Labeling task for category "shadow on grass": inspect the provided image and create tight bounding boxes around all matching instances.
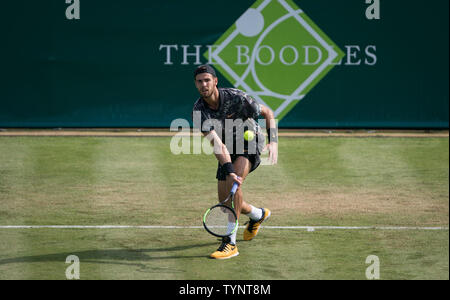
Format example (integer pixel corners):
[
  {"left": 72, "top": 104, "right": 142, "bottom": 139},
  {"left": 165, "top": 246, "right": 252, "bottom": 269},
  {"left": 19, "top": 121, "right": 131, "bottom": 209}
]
[{"left": 0, "top": 242, "right": 219, "bottom": 268}]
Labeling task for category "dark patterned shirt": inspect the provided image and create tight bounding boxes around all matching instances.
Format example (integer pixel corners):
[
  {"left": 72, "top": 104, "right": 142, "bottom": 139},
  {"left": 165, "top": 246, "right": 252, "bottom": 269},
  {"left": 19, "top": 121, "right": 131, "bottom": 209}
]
[{"left": 192, "top": 88, "right": 262, "bottom": 143}]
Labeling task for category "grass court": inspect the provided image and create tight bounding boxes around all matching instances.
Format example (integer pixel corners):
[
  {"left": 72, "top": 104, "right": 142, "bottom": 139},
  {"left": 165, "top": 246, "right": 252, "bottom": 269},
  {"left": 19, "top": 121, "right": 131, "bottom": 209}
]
[{"left": 0, "top": 134, "right": 448, "bottom": 279}]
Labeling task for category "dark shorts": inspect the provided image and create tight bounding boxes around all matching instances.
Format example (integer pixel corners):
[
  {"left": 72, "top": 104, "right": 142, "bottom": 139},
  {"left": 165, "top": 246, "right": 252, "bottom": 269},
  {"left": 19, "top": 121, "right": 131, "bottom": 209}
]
[
  {"left": 216, "top": 152, "right": 261, "bottom": 181},
  {"left": 215, "top": 130, "right": 264, "bottom": 181}
]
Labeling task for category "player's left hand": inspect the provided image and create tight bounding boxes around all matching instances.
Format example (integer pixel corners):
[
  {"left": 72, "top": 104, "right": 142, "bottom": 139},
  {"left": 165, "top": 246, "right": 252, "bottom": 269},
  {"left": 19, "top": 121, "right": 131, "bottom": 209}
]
[{"left": 263, "top": 142, "right": 278, "bottom": 165}]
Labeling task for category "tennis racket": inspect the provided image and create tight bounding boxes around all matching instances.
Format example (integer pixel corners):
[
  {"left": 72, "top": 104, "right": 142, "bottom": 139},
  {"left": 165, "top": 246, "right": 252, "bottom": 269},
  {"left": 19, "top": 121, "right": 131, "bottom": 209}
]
[{"left": 202, "top": 181, "right": 240, "bottom": 238}]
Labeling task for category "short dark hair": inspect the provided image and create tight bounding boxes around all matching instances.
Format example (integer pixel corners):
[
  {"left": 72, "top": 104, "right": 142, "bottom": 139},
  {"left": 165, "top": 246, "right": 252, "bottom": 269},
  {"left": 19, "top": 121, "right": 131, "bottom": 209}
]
[{"left": 194, "top": 64, "right": 217, "bottom": 78}]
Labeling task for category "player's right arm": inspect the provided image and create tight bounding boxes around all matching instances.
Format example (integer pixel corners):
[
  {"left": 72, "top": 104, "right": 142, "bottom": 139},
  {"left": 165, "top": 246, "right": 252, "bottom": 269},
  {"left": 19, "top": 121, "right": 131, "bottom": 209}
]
[{"left": 204, "top": 130, "right": 243, "bottom": 185}]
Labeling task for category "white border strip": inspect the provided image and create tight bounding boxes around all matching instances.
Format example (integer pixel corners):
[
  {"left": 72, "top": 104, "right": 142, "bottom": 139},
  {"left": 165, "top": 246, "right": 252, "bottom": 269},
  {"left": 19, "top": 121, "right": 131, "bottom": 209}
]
[{"left": 0, "top": 225, "right": 448, "bottom": 231}]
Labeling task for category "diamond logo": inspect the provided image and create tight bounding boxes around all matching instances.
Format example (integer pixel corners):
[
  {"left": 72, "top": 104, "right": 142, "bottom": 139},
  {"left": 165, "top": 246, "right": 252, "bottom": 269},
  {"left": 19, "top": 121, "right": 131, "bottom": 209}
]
[{"left": 205, "top": 0, "right": 345, "bottom": 121}]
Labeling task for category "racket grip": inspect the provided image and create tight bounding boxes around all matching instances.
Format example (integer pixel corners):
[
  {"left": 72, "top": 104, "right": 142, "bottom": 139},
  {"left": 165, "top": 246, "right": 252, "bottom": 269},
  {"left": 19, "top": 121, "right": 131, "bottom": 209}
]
[{"left": 231, "top": 180, "right": 240, "bottom": 194}]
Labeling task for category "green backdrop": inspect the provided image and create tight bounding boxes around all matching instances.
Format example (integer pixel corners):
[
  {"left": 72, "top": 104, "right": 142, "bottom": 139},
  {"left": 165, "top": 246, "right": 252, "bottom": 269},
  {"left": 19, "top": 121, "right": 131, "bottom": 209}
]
[{"left": 0, "top": 0, "right": 448, "bottom": 128}]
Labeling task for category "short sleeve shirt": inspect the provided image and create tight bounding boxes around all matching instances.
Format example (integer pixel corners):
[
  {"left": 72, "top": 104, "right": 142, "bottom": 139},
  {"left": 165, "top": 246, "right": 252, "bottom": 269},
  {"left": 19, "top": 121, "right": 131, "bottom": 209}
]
[{"left": 192, "top": 88, "right": 262, "bottom": 142}]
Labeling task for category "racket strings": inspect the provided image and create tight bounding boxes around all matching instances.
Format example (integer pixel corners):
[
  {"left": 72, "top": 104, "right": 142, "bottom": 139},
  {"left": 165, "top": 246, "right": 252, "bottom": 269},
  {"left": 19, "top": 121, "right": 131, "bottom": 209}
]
[{"left": 204, "top": 206, "right": 236, "bottom": 236}]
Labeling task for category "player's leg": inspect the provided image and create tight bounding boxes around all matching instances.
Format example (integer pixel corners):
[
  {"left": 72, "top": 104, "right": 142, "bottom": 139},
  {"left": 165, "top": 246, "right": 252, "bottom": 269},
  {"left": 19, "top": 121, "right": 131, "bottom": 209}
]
[
  {"left": 216, "top": 158, "right": 251, "bottom": 247},
  {"left": 217, "top": 156, "right": 252, "bottom": 217},
  {"left": 226, "top": 156, "right": 252, "bottom": 219},
  {"left": 210, "top": 156, "right": 269, "bottom": 259},
  {"left": 236, "top": 156, "right": 271, "bottom": 242},
  {"left": 210, "top": 157, "right": 251, "bottom": 259},
  {"left": 210, "top": 164, "right": 240, "bottom": 259},
  {"left": 228, "top": 156, "right": 270, "bottom": 241}
]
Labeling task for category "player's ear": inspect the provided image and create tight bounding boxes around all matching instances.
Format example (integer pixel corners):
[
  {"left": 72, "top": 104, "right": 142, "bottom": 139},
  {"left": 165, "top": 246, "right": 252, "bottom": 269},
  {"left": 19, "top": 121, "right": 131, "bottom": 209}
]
[{"left": 214, "top": 76, "right": 218, "bottom": 86}]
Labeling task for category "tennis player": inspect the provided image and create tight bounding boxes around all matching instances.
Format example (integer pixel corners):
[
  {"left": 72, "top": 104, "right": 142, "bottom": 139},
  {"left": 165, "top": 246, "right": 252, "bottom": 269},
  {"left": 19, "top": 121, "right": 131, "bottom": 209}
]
[{"left": 192, "top": 65, "right": 278, "bottom": 259}]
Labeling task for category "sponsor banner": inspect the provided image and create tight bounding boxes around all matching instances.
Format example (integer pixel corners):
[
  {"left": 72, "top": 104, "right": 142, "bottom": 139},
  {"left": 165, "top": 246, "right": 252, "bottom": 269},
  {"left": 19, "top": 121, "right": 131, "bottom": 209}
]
[{"left": 0, "top": 0, "right": 448, "bottom": 128}]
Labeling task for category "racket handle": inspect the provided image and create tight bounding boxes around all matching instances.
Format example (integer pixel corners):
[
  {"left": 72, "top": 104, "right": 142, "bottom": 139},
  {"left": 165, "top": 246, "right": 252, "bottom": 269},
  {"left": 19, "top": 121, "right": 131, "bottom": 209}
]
[{"left": 231, "top": 180, "right": 240, "bottom": 194}]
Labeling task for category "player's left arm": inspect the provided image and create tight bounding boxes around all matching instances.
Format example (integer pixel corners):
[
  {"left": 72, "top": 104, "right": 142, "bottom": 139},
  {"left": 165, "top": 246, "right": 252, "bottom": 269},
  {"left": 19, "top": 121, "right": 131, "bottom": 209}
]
[{"left": 260, "top": 104, "right": 278, "bottom": 165}]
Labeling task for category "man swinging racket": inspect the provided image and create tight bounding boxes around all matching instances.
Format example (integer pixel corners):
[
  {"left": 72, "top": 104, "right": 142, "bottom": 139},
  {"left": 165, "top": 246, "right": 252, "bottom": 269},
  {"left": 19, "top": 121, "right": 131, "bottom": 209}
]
[{"left": 192, "top": 65, "right": 278, "bottom": 259}]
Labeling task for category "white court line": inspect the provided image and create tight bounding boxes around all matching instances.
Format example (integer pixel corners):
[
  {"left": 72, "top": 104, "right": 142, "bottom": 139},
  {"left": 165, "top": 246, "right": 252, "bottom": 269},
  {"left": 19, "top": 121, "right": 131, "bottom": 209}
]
[{"left": 0, "top": 225, "right": 448, "bottom": 231}]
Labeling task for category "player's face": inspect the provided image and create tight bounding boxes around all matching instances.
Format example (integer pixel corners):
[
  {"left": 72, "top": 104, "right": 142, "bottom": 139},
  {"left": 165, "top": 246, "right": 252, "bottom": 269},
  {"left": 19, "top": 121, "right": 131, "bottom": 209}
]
[{"left": 195, "top": 73, "right": 218, "bottom": 98}]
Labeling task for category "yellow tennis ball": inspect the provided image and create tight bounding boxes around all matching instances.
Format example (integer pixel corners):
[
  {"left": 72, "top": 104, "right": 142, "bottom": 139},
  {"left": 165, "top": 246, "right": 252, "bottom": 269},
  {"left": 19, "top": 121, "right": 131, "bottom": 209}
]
[{"left": 244, "top": 130, "right": 255, "bottom": 141}]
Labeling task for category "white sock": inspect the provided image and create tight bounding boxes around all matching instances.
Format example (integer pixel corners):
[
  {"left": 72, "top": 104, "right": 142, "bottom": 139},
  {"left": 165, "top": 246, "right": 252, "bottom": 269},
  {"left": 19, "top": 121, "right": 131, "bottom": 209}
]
[
  {"left": 246, "top": 205, "right": 263, "bottom": 221},
  {"left": 229, "top": 221, "right": 237, "bottom": 245}
]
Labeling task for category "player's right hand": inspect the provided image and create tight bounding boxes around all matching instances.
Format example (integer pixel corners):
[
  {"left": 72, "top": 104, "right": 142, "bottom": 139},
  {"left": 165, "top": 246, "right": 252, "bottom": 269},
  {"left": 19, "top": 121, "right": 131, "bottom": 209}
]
[{"left": 228, "top": 173, "right": 243, "bottom": 186}]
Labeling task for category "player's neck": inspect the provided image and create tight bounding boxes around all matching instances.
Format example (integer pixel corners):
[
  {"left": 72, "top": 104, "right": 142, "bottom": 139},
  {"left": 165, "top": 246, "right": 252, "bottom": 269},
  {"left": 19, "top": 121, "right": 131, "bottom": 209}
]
[{"left": 203, "top": 88, "right": 220, "bottom": 110}]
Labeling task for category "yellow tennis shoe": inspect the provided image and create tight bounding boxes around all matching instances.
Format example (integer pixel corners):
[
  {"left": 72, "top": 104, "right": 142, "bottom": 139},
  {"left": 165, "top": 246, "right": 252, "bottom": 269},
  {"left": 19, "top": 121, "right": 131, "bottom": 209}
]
[
  {"left": 210, "top": 237, "right": 239, "bottom": 260},
  {"left": 243, "top": 208, "right": 271, "bottom": 241}
]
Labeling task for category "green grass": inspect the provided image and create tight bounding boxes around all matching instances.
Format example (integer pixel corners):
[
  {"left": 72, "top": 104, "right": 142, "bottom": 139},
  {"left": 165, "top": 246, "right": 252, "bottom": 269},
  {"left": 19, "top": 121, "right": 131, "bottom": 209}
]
[{"left": 0, "top": 136, "right": 448, "bottom": 279}]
